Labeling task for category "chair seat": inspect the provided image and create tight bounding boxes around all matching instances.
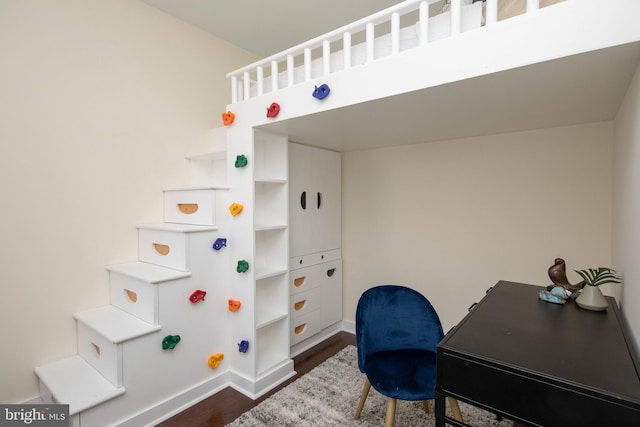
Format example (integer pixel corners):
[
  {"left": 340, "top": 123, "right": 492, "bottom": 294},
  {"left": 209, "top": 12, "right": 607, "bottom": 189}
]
[{"left": 364, "top": 349, "right": 437, "bottom": 401}]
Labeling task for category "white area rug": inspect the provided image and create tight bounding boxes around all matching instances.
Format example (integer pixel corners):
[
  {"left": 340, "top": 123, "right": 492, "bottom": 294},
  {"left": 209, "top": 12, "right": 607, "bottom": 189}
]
[{"left": 227, "top": 345, "right": 514, "bottom": 426}]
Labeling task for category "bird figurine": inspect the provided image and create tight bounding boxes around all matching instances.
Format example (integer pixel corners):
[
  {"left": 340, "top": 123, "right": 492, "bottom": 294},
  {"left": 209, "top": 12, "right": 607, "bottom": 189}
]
[{"left": 546, "top": 258, "right": 585, "bottom": 293}]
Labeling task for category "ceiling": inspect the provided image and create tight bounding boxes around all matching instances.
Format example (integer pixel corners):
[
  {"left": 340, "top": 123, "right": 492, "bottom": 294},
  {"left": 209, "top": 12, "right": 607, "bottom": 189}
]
[{"left": 141, "top": 0, "right": 444, "bottom": 57}]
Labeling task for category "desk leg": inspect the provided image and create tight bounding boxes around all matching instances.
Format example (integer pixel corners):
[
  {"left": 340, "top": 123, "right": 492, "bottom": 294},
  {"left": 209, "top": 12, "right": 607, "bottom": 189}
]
[{"left": 435, "top": 390, "right": 446, "bottom": 427}]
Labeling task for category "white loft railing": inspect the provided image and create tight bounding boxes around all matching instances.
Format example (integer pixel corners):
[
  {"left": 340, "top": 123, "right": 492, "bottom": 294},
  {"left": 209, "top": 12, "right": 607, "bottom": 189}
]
[{"left": 226, "top": 0, "right": 548, "bottom": 104}]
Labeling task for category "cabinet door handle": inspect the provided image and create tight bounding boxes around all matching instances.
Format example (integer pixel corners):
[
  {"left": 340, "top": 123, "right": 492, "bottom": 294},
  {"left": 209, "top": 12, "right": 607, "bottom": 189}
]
[
  {"left": 317, "top": 192, "right": 322, "bottom": 209},
  {"left": 300, "top": 191, "right": 306, "bottom": 210},
  {"left": 327, "top": 268, "right": 335, "bottom": 277}
]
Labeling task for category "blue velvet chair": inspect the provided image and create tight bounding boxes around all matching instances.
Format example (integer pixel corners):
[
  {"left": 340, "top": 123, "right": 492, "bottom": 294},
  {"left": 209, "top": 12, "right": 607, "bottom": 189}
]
[{"left": 354, "top": 285, "right": 463, "bottom": 427}]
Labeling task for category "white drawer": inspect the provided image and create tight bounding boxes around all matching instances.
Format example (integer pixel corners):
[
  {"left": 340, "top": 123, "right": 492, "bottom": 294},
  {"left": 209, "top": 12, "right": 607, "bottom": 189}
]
[
  {"left": 290, "top": 287, "right": 321, "bottom": 320},
  {"left": 290, "top": 259, "right": 342, "bottom": 295},
  {"left": 163, "top": 188, "right": 216, "bottom": 226},
  {"left": 109, "top": 271, "right": 159, "bottom": 325},
  {"left": 290, "top": 249, "right": 341, "bottom": 270},
  {"left": 138, "top": 228, "right": 188, "bottom": 271},
  {"left": 77, "top": 322, "right": 123, "bottom": 387},
  {"left": 290, "top": 309, "right": 321, "bottom": 345},
  {"left": 289, "top": 266, "right": 319, "bottom": 295}
]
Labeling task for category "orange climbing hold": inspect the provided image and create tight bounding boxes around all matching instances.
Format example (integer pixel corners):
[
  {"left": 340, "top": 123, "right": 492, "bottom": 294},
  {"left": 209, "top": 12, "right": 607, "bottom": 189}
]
[
  {"left": 208, "top": 353, "right": 224, "bottom": 369},
  {"left": 222, "top": 111, "right": 235, "bottom": 126},
  {"left": 228, "top": 299, "right": 241, "bottom": 312}
]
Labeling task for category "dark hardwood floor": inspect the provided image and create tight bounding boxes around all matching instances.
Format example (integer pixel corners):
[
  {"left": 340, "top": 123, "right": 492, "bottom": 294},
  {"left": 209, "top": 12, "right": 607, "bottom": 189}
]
[{"left": 156, "top": 332, "right": 356, "bottom": 427}]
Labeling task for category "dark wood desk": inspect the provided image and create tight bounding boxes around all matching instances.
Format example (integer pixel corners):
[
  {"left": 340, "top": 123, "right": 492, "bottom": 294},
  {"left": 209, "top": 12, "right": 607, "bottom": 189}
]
[{"left": 435, "top": 281, "right": 640, "bottom": 427}]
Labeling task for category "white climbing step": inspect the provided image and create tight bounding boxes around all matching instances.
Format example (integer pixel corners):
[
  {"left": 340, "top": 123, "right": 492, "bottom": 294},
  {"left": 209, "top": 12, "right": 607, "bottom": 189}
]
[
  {"left": 186, "top": 127, "right": 228, "bottom": 187},
  {"left": 163, "top": 186, "right": 226, "bottom": 226},
  {"left": 106, "top": 260, "right": 192, "bottom": 283},
  {"left": 136, "top": 223, "right": 218, "bottom": 271},
  {"left": 107, "top": 261, "right": 192, "bottom": 325},
  {"left": 35, "top": 355, "right": 125, "bottom": 415},
  {"left": 74, "top": 306, "right": 161, "bottom": 387},
  {"left": 74, "top": 305, "right": 160, "bottom": 346}
]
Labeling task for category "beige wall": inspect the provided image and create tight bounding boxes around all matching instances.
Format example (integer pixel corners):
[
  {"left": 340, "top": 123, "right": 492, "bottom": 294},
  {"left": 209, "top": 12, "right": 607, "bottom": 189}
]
[
  {"left": 343, "top": 122, "right": 614, "bottom": 330},
  {"left": 0, "top": 0, "right": 257, "bottom": 403},
  {"left": 613, "top": 63, "right": 640, "bottom": 349}
]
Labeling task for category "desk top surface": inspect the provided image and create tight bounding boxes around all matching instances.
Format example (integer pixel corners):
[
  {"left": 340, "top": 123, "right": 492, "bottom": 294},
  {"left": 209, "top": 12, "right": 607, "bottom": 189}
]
[{"left": 439, "top": 280, "right": 640, "bottom": 402}]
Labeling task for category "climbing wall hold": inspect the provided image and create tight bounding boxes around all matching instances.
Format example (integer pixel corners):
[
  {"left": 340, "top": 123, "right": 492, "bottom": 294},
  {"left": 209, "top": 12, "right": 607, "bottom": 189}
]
[
  {"left": 162, "top": 335, "right": 181, "bottom": 350},
  {"left": 238, "top": 340, "right": 249, "bottom": 353},
  {"left": 234, "top": 154, "right": 248, "bottom": 168},
  {"left": 208, "top": 353, "right": 225, "bottom": 369},
  {"left": 212, "top": 238, "right": 227, "bottom": 251},
  {"left": 312, "top": 84, "right": 331, "bottom": 100},
  {"left": 266, "top": 102, "right": 280, "bottom": 118},
  {"left": 189, "top": 289, "right": 207, "bottom": 303},
  {"left": 222, "top": 111, "right": 235, "bottom": 126},
  {"left": 236, "top": 260, "right": 249, "bottom": 273},
  {"left": 229, "top": 202, "right": 243, "bottom": 217},
  {"left": 228, "top": 299, "right": 241, "bottom": 312}
]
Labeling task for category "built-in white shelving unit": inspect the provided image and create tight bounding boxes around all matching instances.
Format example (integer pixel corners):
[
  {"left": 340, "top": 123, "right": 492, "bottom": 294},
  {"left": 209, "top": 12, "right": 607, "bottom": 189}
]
[{"left": 252, "top": 130, "right": 292, "bottom": 380}]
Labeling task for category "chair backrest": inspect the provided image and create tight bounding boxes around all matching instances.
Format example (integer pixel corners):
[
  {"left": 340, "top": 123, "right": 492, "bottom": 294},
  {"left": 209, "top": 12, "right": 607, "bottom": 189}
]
[{"left": 355, "top": 285, "right": 444, "bottom": 372}]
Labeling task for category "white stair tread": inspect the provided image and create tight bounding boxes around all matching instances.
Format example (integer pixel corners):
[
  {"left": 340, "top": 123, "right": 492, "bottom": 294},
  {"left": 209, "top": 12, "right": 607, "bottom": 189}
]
[
  {"left": 73, "top": 306, "right": 160, "bottom": 344},
  {"left": 35, "top": 355, "right": 125, "bottom": 415},
  {"left": 107, "top": 261, "right": 191, "bottom": 283},
  {"left": 185, "top": 150, "right": 226, "bottom": 161},
  {"left": 136, "top": 222, "right": 218, "bottom": 233},
  {"left": 163, "top": 185, "right": 229, "bottom": 191}
]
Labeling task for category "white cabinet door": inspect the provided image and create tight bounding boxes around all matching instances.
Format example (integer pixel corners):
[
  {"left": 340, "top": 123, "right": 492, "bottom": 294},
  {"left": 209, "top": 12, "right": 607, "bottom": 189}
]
[
  {"left": 289, "top": 142, "right": 341, "bottom": 257},
  {"left": 289, "top": 142, "right": 314, "bottom": 257},
  {"left": 312, "top": 147, "right": 341, "bottom": 253},
  {"left": 320, "top": 260, "right": 342, "bottom": 328}
]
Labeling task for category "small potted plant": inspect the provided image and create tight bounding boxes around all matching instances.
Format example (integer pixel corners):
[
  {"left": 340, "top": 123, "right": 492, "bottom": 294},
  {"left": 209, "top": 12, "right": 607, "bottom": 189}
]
[{"left": 574, "top": 267, "right": 622, "bottom": 311}]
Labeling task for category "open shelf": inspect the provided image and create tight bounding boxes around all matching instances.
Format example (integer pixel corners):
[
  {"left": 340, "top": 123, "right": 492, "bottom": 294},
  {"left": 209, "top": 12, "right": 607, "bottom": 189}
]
[
  {"left": 255, "top": 319, "right": 290, "bottom": 376},
  {"left": 255, "top": 181, "right": 287, "bottom": 228},
  {"left": 254, "top": 131, "right": 287, "bottom": 182},
  {"left": 255, "top": 228, "right": 288, "bottom": 275}
]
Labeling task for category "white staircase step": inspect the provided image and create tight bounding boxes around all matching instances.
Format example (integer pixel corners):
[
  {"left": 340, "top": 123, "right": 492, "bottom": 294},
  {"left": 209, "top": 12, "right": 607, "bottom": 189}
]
[
  {"left": 137, "top": 223, "right": 217, "bottom": 271},
  {"left": 163, "top": 187, "right": 223, "bottom": 226},
  {"left": 74, "top": 306, "right": 161, "bottom": 387},
  {"left": 186, "top": 127, "right": 228, "bottom": 187},
  {"left": 185, "top": 126, "right": 226, "bottom": 160},
  {"left": 73, "top": 306, "right": 160, "bottom": 344},
  {"left": 106, "top": 261, "right": 191, "bottom": 284},
  {"left": 107, "top": 261, "right": 190, "bottom": 325},
  {"left": 35, "top": 355, "right": 125, "bottom": 415},
  {"left": 163, "top": 185, "right": 229, "bottom": 191},
  {"left": 136, "top": 222, "right": 218, "bottom": 233}
]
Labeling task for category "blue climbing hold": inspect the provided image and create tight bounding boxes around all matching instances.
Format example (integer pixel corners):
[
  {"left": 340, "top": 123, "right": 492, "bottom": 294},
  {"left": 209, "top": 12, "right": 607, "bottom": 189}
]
[
  {"left": 213, "top": 238, "right": 227, "bottom": 251},
  {"left": 238, "top": 340, "right": 249, "bottom": 353},
  {"left": 312, "top": 84, "right": 331, "bottom": 100}
]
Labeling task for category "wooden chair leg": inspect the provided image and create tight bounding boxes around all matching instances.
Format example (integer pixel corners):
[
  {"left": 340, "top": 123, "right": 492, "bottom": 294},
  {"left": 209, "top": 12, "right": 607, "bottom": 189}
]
[
  {"left": 448, "top": 397, "right": 463, "bottom": 422},
  {"left": 385, "top": 398, "right": 397, "bottom": 427},
  {"left": 354, "top": 377, "right": 371, "bottom": 420},
  {"left": 423, "top": 400, "right": 430, "bottom": 413}
]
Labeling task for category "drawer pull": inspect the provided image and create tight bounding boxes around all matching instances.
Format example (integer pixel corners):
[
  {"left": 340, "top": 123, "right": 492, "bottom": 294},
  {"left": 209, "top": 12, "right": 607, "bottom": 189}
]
[
  {"left": 124, "top": 289, "right": 138, "bottom": 303},
  {"left": 294, "top": 324, "right": 307, "bottom": 335},
  {"left": 294, "top": 300, "right": 306, "bottom": 311},
  {"left": 294, "top": 277, "right": 306, "bottom": 287},
  {"left": 153, "top": 243, "right": 170, "bottom": 256},
  {"left": 327, "top": 268, "right": 336, "bottom": 277},
  {"left": 177, "top": 203, "right": 199, "bottom": 214},
  {"left": 91, "top": 342, "right": 101, "bottom": 357}
]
